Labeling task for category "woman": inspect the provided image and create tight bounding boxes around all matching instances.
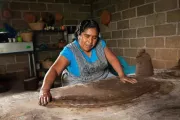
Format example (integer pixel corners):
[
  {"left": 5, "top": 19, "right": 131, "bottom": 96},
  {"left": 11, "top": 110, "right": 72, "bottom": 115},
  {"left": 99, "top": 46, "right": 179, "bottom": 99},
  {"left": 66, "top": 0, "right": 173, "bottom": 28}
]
[{"left": 39, "top": 19, "right": 137, "bottom": 106}]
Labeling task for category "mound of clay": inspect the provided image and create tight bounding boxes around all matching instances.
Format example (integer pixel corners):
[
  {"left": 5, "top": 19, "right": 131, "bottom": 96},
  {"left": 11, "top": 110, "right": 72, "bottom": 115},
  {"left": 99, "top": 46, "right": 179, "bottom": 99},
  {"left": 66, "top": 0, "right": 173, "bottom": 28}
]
[
  {"left": 48, "top": 77, "right": 162, "bottom": 108},
  {"left": 0, "top": 75, "right": 175, "bottom": 120},
  {"left": 136, "top": 49, "right": 154, "bottom": 76}
]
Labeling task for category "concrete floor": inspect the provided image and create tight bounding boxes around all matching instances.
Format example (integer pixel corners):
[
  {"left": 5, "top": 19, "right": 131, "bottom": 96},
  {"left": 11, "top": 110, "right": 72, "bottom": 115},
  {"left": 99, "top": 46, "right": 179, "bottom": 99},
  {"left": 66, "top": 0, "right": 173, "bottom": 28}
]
[{"left": 0, "top": 70, "right": 180, "bottom": 120}]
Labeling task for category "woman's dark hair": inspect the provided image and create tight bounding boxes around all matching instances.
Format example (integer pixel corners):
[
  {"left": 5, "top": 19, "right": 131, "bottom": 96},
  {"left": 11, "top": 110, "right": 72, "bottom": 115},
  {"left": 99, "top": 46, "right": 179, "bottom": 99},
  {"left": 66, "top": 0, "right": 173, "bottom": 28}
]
[{"left": 74, "top": 19, "right": 100, "bottom": 38}]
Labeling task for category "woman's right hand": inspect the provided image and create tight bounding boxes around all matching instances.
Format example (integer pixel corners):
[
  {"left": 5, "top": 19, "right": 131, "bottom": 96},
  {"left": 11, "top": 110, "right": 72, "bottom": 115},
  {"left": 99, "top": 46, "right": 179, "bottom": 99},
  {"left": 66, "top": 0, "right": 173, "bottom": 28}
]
[{"left": 39, "top": 89, "right": 52, "bottom": 106}]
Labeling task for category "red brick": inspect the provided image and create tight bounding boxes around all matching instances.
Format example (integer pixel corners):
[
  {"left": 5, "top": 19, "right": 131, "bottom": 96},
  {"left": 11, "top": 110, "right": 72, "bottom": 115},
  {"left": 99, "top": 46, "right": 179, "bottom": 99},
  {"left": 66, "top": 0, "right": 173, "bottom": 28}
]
[
  {"left": 130, "top": 17, "right": 145, "bottom": 28},
  {"left": 165, "top": 36, "right": 180, "bottom": 48},
  {"left": 155, "top": 0, "right": 177, "bottom": 12},
  {"left": 117, "top": 20, "right": 129, "bottom": 29},
  {"left": 112, "top": 48, "right": 124, "bottom": 56},
  {"left": 101, "top": 32, "right": 112, "bottom": 39},
  {"left": 156, "top": 49, "right": 178, "bottom": 60},
  {"left": 111, "top": 12, "right": 121, "bottom": 22},
  {"left": 137, "top": 3, "right": 154, "bottom": 16},
  {"left": 165, "top": 60, "right": 178, "bottom": 68},
  {"left": 122, "top": 8, "right": 136, "bottom": 19},
  {"left": 117, "top": 39, "right": 130, "bottom": 48},
  {"left": 29, "top": 3, "right": 46, "bottom": 11},
  {"left": 146, "top": 13, "right": 165, "bottom": 26},
  {"left": 6, "top": 63, "right": 29, "bottom": 72},
  {"left": 107, "top": 40, "right": 117, "bottom": 47},
  {"left": 11, "top": 20, "right": 29, "bottom": 29},
  {"left": 130, "top": 38, "right": 145, "bottom": 48},
  {"left": 130, "top": 0, "right": 144, "bottom": 7},
  {"left": 10, "top": 2, "right": 29, "bottom": 10},
  {"left": 112, "top": 30, "right": 122, "bottom": 39},
  {"left": 152, "top": 60, "right": 166, "bottom": 69},
  {"left": 16, "top": 54, "right": 29, "bottom": 63},
  {"left": 155, "top": 24, "right": 176, "bottom": 36},
  {"left": 79, "top": 5, "right": 91, "bottom": 12},
  {"left": 124, "top": 48, "right": 137, "bottom": 57},
  {"left": 117, "top": 0, "right": 129, "bottom": 11},
  {"left": 137, "top": 27, "right": 153, "bottom": 37},
  {"left": 146, "top": 37, "right": 164, "bottom": 48},
  {"left": 167, "top": 9, "right": 180, "bottom": 22},
  {"left": 0, "top": 65, "right": 6, "bottom": 74},
  {"left": 0, "top": 55, "right": 15, "bottom": 65},
  {"left": 123, "top": 29, "right": 136, "bottom": 38},
  {"left": 47, "top": 4, "right": 63, "bottom": 12}
]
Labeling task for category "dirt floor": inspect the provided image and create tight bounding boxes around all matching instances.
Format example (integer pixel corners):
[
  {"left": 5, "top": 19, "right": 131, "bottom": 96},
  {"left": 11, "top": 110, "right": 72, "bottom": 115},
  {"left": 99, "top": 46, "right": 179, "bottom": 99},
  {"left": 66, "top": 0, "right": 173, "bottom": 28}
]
[{"left": 0, "top": 69, "right": 180, "bottom": 120}]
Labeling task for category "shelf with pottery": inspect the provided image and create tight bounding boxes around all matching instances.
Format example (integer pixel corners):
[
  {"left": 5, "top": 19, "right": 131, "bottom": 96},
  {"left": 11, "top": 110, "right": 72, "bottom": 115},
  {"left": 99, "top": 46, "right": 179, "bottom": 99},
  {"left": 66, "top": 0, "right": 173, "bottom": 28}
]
[
  {"left": 32, "top": 30, "right": 66, "bottom": 88},
  {"left": 32, "top": 24, "right": 67, "bottom": 52},
  {"left": 35, "top": 47, "right": 63, "bottom": 52},
  {"left": 34, "top": 38, "right": 66, "bottom": 53},
  {"left": 36, "top": 58, "right": 62, "bottom": 88},
  {"left": 32, "top": 26, "right": 66, "bottom": 33},
  {"left": 33, "top": 32, "right": 66, "bottom": 83}
]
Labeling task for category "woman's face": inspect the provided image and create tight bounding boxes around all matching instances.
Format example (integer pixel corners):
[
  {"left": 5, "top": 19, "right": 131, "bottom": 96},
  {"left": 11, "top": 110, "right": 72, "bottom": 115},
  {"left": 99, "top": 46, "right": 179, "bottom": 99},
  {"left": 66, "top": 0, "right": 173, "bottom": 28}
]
[{"left": 78, "top": 28, "right": 98, "bottom": 52}]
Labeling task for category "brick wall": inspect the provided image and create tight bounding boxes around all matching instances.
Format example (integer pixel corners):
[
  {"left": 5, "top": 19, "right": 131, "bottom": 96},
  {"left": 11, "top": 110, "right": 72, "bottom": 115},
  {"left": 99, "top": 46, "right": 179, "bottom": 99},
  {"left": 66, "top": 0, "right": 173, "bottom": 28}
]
[
  {"left": 0, "top": 0, "right": 92, "bottom": 75},
  {"left": 93, "top": 0, "right": 180, "bottom": 69},
  {"left": 2, "top": 0, "right": 179, "bottom": 76}
]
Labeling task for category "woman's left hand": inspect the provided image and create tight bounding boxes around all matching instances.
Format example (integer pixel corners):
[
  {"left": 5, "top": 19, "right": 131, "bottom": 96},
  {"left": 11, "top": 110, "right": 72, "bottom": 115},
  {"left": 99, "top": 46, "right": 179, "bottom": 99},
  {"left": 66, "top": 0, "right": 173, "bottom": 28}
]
[{"left": 120, "top": 76, "right": 137, "bottom": 84}]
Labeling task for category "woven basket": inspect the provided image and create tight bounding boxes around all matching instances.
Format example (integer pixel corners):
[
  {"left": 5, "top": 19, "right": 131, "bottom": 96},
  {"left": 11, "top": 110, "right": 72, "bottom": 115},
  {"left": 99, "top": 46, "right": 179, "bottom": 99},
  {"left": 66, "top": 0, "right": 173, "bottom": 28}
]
[
  {"left": 28, "top": 22, "right": 45, "bottom": 30},
  {"left": 42, "top": 60, "right": 53, "bottom": 69},
  {"left": 20, "top": 32, "right": 33, "bottom": 42}
]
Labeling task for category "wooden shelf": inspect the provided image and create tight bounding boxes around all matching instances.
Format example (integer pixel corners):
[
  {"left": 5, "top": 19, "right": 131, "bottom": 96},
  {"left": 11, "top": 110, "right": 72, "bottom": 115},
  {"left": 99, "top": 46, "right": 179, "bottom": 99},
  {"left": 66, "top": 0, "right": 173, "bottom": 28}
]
[
  {"left": 35, "top": 48, "right": 63, "bottom": 52},
  {"left": 33, "top": 29, "right": 65, "bottom": 33},
  {"left": 33, "top": 28, "right": 66, "bottom": 82}
]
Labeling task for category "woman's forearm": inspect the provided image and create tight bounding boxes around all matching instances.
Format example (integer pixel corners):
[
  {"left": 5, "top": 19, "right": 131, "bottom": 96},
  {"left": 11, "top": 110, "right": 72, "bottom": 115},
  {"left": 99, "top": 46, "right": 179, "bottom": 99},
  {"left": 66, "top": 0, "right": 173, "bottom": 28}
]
[
  {"left": 104, "top": 47, "right": 125, "bottom": 78},
  {"left": 40, "top": 56, "right": 69, "bottom": 90},
  {"left": 109, "top": 57, "right": 125, "bottom": 78},
  {"left": 41, "top": 67, "right": 59, "bottom": 90}
]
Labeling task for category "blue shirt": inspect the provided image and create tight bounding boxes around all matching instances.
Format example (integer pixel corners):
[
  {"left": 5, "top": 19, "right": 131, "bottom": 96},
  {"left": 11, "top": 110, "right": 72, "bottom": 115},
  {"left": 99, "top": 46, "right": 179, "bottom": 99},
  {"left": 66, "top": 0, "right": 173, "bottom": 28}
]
[{"left": 60, "top": 39, "right": 106, "bottom": 76}]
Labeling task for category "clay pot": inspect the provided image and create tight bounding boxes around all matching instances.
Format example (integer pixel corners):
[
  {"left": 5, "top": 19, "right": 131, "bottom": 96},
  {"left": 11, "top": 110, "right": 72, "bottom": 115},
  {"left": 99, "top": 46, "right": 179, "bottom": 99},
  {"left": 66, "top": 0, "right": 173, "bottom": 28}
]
[
  {"left": 28, "top": 22, "right": 45, "bottom": 30},
  {"left": 42, "top": 58, "right": 53, "bottom": 69},
  {"left": 101, "top": 10, "right": 111, "bottom": 26},
  {"left": 23, "top": 12, "right": 36, "bottom": 23},
  {"left": 55, "top": 12, "right": 63, "bottom": 22},
  {"left": 20, "top": 32, "right": 33, "bottom": 42},
  {"left": 2, "top": 8, "right": 12, "bottom": 19},
  {"left": 60, "top": 25, "right": 66, "bottom": 31}
]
